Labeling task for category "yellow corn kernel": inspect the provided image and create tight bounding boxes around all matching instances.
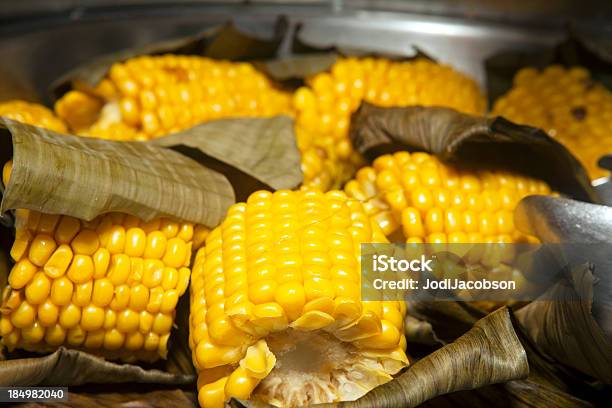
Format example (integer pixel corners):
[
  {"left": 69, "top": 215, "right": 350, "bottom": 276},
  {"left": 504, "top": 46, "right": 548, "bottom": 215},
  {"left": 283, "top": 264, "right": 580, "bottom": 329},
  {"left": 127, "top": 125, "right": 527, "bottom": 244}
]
[
  {"left": 11, "top": 300, "right": 37, "bottom": 328},
  {"left": 8, "top": 259, "right": 38, "bottom": 289},
  {"left": 2, "top": 159, "right": 12, "bottom": 187},
  {"left": 108, "top": 254, "right": 131, "bottom": 285},
  {"left": 37, "top": 300, "right": 59, "bottom": 327},
  {"left": 81, "top": 304, "right": 105, "bottom": 331},
  {"left": 125, "top": 227, "right": 146, "bottom": 257},
  {"left": 117, "top": 309, "right": 140, "bottom": 333},
  {"left": 38, "top": 214, "right": 61, "bottom": 235},
  {"left": 129, "top": 284, "right": 149, "bottom": 311},
  {"left": 59, "top": 304, "right": 81, "bottom": 329},
  {"left": 162, "top": 238, "right": 188, "bottom": 268},
  {"left": 110, "top": 285, "right": 130, "bottom": 311},
  {"left": 73, "top": 281, "right": 93, "bottom": 307},
  {"left": 44, "top": 244, "right": 73, "bottom": 278},
  {"left": 143, "top": 260, "right": 164, "bottom": 288},
  {"left": 22, "top": 321, "right": 46, "bottom": 344},
  {"left": 144, "top": 231, "right": 167, "bottom": 259},
  {"left": 71, "top": 229, "right": 100, "bottom": 255},
  {"left": 67, "top": 255, "right": 94, "bottom": 284},
  {"left": 55, "top": 216, "right": 81, "bottom": 244},
  {"left": 28, "top": 234, "right": 57, "bottom": 267},
  {"left": 24, "top": 271, "right": 51, "bottom": 305},
  {"left": 125, "top": 331, "right": 145, "bottom": 351},
  {"left": 107, "top": 226, "right": 126, "bottom": 254},
  {"left": 104, "top": 329, "right": 125, "bottom": 350},
  {"left": 10, "top": 228, "right": 33, "bottom": 262},
  {"left": 50, "top": 277, "right": 74, "bottom": 306}
]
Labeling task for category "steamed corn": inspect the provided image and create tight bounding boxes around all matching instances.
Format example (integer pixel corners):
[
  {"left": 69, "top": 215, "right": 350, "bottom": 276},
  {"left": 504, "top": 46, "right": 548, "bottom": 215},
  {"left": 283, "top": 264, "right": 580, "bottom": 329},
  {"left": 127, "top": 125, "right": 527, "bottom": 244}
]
[
  {"left": 190, "top": 189, "right": 407, "bottom": 408},
  {"left": 492, "top": 65, "right": 612, "bottom": 179},
  {"left": 55, "top": 56, "right": 291, "bottom": 139},
  {"left": 54, "top": 55, "right": 485, "bottom": 191},
  {"left": 0, "top": 161, "right": 203, "bottom": 362},
  {"left": 0, "top": 100, "right": 67, "bottom": 133},
  {"left": 344, "top": 151, "right": 553, "bottom": 243},
  {"left": 294, "top": 57, "right": 487, "bottom": 190}
]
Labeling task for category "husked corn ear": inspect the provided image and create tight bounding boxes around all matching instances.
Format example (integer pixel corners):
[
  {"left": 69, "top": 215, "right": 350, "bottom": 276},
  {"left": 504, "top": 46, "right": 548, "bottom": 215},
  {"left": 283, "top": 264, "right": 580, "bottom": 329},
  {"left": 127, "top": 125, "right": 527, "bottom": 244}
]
[
  {"left": 55, "top": 56, "right": 291, "bottom": 140},
  {"left": 492, "top": 65, "right": 612, "bottom": 180},
  {"left": 344, "top": 151, "right": 553, "bottom": 243},
  {"left": 54, "top": 56, "right": 345, "bottom": 191},
  {"left": 293, "top": 57, "right": 486, "bottom": 190},
  {"left": 190, "top": 189, "right": 407, "bottom": 408},
  {"left": 1, "top": 162, "right": 196, "bottom": 361},
  {"left": 0, "top": 100, "right": 67, "bottom": 133}
]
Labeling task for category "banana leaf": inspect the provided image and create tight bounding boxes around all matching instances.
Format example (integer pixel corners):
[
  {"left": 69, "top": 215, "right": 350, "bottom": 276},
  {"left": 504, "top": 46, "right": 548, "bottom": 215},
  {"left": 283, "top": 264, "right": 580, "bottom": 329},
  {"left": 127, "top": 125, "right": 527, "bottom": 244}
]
[
  {"left": 0, "top": 117, "right": 233, "bottom": 227},
  {"left": 150, "top": 116, "right": 302, "bottom": 200},
  {"left": 349, "top": 103, "right": 596, "bottom": 203}
]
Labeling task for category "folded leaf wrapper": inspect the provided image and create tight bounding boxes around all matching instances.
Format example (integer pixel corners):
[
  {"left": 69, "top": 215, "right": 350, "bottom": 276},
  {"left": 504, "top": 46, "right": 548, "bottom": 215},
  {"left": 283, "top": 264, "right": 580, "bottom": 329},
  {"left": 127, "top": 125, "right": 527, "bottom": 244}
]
[
  {"left": 0, "top": 117, "right": 234, "bottom": 226},
  {"left": 150, "top": 116, "right": 302, "bottom": 196},
  {"left": 349, "top": 103, "right": 597, "bottom": 203},
  {"left": 51, "top": 20, "right": 289, "bottom": 100},
  {"left": 0, "top": 347, "right": 192, "bottom": 387}
]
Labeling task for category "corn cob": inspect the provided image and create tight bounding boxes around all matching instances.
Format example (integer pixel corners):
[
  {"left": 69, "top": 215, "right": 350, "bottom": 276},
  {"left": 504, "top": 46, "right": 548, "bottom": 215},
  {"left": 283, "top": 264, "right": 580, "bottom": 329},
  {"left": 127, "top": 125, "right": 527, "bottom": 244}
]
[
  {"left": 344, "top": 151, "right": 553, "bottom": 243},
  {"left": 190, "top": 189, "right": 408, "bottom": 408},
  {"left": 55, "top": 56, "right": 292, "bottom": 139},
  {"left": 293, "top": 57, "right": 487, "bottom": 190},
  {"left": 492, "top": 65, "right": 612, "bottom": 180},
  {"left": 0, "top": 100, "right": 67, "bottom": 133},
  {"left": 0, "top": 161, "right": 204, "bottom": 362},
  {"left": 54, "top": 56, "right": 345, "bottom": 190}
]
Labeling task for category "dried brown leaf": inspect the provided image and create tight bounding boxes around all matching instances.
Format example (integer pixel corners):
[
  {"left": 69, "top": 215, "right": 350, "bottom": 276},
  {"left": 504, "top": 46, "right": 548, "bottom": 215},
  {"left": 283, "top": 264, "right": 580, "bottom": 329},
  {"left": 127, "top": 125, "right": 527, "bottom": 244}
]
[
  {"left": 514, "top": 263, "right": 612, "bottom": 385},
  {"left": 0, "top": 118, "right": 234, "bottom": 227},
  {"left": 0, "top": 347, "right": 193, "bottom": 387},
  {"left": 349, "top": 103, "right": 596, "bottom": 203},
  {"left": 150, "top": 116, "right": 302, "bottom": 193}
]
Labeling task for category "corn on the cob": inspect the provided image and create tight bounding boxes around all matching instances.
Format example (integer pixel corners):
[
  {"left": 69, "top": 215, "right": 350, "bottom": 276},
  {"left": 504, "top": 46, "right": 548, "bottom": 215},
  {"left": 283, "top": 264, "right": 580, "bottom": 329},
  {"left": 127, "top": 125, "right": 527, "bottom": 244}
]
[
  {"left": 492, "top": 65, "right": 612, "bottom": 179},
  {"left": 55, "top": 56, "right": 292, "bottom": 139},
  {"left": 0, "top": 100, "right": 67, "bottom": 133},
  {"left": 0, "top": 161, "right": 202, "bottom": 362},
  {"left": 293, "top": 57, "right": 487, "bottom": 190},
  {"left": 55, "top": 56, "right": 346, "bottom": 190},
  {"left": 344, "top": 151, "right": 553, "bottom": 243},
  {"left": 190, "top": 189, "right": 407, "bottom": 408}
]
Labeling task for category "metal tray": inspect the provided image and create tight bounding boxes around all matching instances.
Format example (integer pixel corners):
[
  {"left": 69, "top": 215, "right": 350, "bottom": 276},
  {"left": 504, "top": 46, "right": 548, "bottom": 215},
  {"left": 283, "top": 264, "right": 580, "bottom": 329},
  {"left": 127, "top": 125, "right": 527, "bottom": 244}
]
[{"left": 0, "top": 1, "right": 579, "bottom": 103}]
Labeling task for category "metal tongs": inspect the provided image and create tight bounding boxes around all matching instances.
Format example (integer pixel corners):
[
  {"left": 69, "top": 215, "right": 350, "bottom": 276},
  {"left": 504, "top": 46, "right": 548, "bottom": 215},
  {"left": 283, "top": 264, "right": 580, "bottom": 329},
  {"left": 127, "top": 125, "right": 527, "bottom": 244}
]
[{"left": 593, "top": 155, "right": 612, "bottom": 206}]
